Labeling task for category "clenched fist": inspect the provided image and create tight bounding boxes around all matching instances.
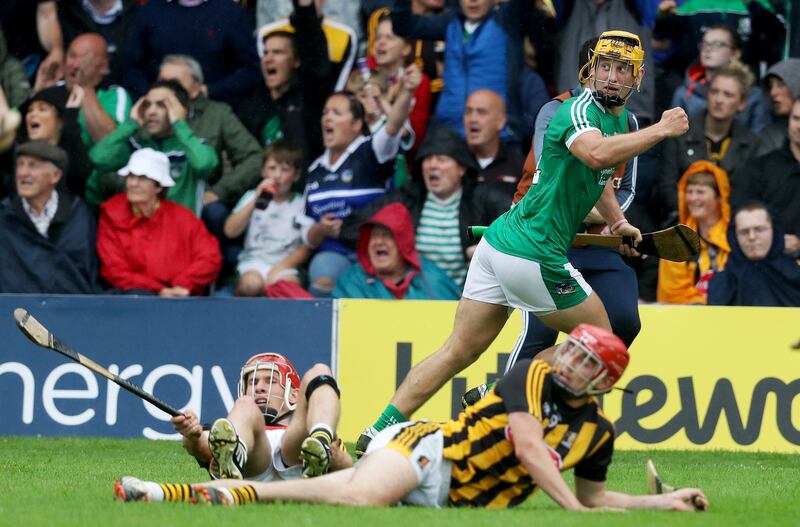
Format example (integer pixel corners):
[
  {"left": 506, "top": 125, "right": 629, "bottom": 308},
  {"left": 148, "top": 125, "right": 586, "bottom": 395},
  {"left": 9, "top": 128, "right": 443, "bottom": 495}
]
[{"left": 658, "top": 107, "right": 689, "bottom": 138}]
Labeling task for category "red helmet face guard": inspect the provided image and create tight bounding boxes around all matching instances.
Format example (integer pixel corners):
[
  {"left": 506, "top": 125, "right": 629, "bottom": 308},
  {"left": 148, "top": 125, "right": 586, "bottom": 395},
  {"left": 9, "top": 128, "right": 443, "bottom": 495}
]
[
  {"left": 552, "top": 324, "right": 629, "bottom": 397},
  {"left": 238, "top": 353, "right": 300, "bottom": 422}
]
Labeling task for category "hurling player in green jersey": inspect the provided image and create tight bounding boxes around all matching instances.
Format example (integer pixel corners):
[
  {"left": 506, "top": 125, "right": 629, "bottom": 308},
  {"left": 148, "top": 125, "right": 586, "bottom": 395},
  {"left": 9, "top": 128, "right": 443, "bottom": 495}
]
[{"left": 357, "top": 31, "right": 690, "bottom": 452}]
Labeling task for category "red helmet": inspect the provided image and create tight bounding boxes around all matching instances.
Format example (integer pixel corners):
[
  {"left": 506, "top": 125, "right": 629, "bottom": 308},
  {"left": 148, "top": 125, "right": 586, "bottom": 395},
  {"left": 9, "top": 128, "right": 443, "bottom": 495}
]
[
  {"left": 238, "top": 353, "right": 300, "bottom": 420},
  {"left": 552, "top": 324, "right": 629, "bottom": 396}
]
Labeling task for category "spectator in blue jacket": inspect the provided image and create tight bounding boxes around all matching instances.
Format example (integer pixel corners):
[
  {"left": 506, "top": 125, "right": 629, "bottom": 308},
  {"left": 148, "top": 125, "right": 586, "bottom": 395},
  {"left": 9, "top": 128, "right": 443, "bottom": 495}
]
[
  {"left": 391, "top": 0, "right": 524, "bottom": 142},
  {"left": 334, "top": 202, "right": 460, "bottom": 299}
]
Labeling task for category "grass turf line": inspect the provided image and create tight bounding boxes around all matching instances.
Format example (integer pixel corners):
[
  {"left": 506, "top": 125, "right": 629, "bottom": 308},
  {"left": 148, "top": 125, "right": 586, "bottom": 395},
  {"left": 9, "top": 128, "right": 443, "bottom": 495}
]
[{"left": 0, "top": 436, "right": 796, "bottom": 527}]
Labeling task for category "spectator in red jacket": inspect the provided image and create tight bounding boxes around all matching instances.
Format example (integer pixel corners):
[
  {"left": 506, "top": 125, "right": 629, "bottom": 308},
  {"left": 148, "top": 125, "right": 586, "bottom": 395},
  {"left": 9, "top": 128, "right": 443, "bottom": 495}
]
[{"left": 97, "top": 147, "right": 221, "bottom": 296}]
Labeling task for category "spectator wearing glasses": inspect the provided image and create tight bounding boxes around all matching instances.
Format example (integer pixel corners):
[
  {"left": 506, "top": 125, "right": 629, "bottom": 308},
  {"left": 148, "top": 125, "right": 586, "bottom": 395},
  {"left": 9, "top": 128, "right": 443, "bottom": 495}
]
[
  {"left": 671, "top": 24, "right": 771, "bottom": 133},
  {"left": 708, "top": 202, "right": 800, "bottom": 307}
]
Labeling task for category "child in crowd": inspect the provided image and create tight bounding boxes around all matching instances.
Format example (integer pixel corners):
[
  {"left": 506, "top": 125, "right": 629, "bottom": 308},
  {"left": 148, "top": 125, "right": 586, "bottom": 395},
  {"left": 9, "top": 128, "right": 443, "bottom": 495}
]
[
  {"left": 347, "top": 12, "right": 430, "bottom": 187},
  {"left": 356, "top": 12, "right": 431, "bottom": 150},
  {"left": 224, "top": 141, "right": 306, "bottom": 296}
]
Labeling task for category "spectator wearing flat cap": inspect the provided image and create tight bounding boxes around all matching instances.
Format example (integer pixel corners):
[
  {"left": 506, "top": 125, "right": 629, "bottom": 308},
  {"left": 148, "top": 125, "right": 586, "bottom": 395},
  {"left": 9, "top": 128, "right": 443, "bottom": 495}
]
[
  {"left": 340, "top": 126, "right": 509, "bottom": 285},
  {"left": 96, "top": 147, "right": 222, "bottom": 296},
  {"left": 0, "top": 141, "right": 99, "bottom": 293}
]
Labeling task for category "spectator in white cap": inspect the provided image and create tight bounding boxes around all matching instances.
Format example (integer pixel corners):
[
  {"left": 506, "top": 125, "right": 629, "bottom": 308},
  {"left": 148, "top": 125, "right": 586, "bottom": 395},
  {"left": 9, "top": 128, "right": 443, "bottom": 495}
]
[{"left": 97, "top": 147, "right": 222, "bottom": 296}]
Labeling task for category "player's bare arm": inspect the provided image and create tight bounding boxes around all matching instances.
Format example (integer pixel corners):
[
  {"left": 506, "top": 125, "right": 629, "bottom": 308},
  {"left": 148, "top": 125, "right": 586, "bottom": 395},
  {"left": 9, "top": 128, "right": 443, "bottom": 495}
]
[
  {"left": 594, "top": 178, "right": 643, "bottom": 256},
  {"left": 171, "top": 410, "right": 211, "bottom": 463},
  {"left": 507, "top": 412, "right": 587, "bottom": 510},
  {"left": 575, "top": 476, "right": 709, "bottom": 511},
  {"left": 569, "top": 107, "right": 688, "bottom": 170}
]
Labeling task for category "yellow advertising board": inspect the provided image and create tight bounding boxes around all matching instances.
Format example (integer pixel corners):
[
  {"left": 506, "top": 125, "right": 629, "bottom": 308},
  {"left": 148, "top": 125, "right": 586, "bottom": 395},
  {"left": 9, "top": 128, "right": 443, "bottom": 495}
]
[{"left": 337, "top": 300, "right": 800, "bottom": 453}]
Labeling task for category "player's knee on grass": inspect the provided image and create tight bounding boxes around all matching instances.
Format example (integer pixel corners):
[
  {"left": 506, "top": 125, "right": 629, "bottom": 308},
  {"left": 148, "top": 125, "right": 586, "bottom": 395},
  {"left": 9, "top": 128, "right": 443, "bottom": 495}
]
[{"left": 235, "top": 272, "right": 265, "bottom": 297}]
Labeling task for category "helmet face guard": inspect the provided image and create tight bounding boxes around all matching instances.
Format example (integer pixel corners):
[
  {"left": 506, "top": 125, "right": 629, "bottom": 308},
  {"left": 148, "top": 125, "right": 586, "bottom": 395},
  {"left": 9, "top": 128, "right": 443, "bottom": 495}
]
[
  {"left": 238, "top": 353, "right": 300, "bottom": 424},
  {"left": 552, "top": 324, "right": 629, "bottom": 397},
  {"left": 579, "top": 30, "right": 644, "bottom": 107}
]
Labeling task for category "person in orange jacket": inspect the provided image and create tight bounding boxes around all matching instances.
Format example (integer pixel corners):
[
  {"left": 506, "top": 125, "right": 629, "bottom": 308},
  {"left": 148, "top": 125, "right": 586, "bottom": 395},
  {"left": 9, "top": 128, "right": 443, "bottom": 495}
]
[{"left": 657, "top": 160, "right": 731, "bottom": 304}]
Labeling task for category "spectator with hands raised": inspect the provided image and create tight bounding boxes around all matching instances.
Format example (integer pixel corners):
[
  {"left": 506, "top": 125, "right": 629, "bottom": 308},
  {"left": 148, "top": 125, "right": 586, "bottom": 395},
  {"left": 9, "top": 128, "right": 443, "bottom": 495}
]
[
  {"left": 90, "top": 79, "right": 218, "bottom": 215},
  {"left": 300, "top": 67, "right": 420, "bottom": 296}
]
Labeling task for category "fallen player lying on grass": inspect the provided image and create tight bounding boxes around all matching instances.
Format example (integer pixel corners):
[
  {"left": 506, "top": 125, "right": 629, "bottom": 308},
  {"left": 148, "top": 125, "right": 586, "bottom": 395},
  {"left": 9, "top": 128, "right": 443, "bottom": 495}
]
[{"left": 116, "top": 325, "right": 707, "bottom": 511}]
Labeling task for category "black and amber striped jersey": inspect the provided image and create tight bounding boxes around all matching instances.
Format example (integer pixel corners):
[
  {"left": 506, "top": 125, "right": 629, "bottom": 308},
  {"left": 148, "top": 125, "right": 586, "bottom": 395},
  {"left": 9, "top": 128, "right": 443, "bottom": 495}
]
[{"left": 439, "top": 359, "right": 616, "bottom": 508}]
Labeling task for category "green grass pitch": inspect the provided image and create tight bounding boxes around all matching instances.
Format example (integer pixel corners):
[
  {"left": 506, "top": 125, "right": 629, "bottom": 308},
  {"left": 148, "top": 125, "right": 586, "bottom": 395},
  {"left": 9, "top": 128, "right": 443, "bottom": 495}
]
[{"left": 1, "top": 436, "right": 796, "bottom": 527}]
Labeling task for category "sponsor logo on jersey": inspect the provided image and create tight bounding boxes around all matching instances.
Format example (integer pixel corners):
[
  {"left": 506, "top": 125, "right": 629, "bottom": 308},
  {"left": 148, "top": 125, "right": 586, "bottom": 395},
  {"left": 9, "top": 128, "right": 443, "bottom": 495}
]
[
  {"left": 560, "top": 431, "right": 579, "bottom": 450},
  {"left": 554, "top": 281, "right": 576, "bottom": 296},
  {"left": 598, "top": 167, "right": 616, "bottom": 185}
]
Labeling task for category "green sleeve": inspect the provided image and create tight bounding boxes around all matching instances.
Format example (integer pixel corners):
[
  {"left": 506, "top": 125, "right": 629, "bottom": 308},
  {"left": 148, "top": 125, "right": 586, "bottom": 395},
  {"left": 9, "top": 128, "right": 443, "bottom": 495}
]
[
  {"left": 208, "top": 110, "right": 263, "bottom": 203},
  {"left": 553, "top": 96, "right": 602, "bottom": 149},
  {"left": 172, "top": 119, "right": 219, "bottom": 179},
  {"left": 1, "top": 58, "right": 31, "bottom": 108},
  {"left": 88, "top": 119, "right": 139, "bottom": 172}
]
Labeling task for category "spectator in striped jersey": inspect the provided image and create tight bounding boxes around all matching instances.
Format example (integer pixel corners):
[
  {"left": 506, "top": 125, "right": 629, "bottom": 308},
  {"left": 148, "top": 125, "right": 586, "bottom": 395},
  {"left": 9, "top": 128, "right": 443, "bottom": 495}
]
[{"left": 339, "top": 126, "right": 509, "bottom": 286}]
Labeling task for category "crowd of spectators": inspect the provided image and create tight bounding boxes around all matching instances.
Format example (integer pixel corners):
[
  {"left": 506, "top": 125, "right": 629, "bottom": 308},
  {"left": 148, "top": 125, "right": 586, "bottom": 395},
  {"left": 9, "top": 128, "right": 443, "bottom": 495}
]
[{"left": 0, "top": 0, "right": 796, "bottom": 307}]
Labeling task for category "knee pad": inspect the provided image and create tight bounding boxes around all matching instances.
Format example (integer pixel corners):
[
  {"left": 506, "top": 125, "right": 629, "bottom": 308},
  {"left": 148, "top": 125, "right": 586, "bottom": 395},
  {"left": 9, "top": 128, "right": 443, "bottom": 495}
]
[{"left": 305, "top": 374, "right": 340, "bottom": 401}]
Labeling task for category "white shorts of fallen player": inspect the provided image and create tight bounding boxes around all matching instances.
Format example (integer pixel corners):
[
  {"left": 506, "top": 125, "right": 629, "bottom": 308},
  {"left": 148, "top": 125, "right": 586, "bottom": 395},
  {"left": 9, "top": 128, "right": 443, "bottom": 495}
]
[
  {"left": 250, "top": 428, "right": 303, "bottom": 482},
  {"left": 366, "top": 422, "right": 452, "bottom": 508},
  {"left": 462, "top": 238, "right": 593, "bottom": 314}
]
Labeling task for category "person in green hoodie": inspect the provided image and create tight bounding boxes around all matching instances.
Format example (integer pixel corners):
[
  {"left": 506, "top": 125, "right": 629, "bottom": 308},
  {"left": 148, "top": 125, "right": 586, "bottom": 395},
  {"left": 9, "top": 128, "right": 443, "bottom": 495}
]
[{"left": 88, "top": 79, "right": 218, "bottom": 215}]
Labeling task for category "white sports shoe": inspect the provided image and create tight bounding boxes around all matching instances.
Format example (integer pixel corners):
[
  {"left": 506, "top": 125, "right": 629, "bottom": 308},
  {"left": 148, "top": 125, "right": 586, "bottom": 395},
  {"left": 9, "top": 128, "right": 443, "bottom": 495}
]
[
  {"left": 114, "top": 476, "right": 151, "bottom": 502},
  {"left": 208, "top": 418, "right": 247, "bottom": 479}
]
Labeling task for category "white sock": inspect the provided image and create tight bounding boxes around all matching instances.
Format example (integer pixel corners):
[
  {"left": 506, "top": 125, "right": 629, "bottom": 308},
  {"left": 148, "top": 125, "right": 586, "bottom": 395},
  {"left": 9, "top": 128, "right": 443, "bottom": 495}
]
[
  {"left": 310, "top": 423, "right": 334, "bottom": 438},
  {"left": 144, "top": 481, "right": 165, "bottom": 501},
  {"left": 218, "top": 487, "right": 235, "bottom": 505}
]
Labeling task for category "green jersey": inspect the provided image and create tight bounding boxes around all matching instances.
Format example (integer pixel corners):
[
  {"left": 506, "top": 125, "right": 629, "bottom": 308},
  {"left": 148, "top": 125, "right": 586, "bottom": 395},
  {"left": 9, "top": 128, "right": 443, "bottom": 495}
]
[
  {"left": 78, "top": 86, "right": 132, "bottom": 146},
  {"left": 485, "top": 89, "right": 629, "bottom": 264}
]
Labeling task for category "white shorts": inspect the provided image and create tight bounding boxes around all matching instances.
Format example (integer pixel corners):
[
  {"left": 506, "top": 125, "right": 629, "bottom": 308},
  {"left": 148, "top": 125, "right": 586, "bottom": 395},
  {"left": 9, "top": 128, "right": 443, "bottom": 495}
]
[
  {"left": 237, "top": 260, "right": 299, "bottom": 281},
  {"left": 462, "top": 238, "right": 593, "bottom": 314},
  {"left": 250, "top": 428, "right": 303, "bottom": 482},
  {"left": 366, "top": 422, "right": 451, "bottom": 508}
]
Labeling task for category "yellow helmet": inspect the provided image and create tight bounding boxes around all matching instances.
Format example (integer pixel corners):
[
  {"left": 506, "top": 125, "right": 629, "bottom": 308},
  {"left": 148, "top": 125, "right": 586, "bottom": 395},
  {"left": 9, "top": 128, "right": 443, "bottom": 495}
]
[{"left": 579, "top": 30, "right": 645, "bottom": 106}]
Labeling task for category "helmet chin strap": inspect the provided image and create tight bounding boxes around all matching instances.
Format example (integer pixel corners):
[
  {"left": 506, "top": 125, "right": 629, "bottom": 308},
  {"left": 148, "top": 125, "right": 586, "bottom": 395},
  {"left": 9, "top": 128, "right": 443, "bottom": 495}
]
[
  {"left": 263, "top": 408, "right": 293, "bottom": 426},
  {"left": 592, "top": 90, "right": 627, "bottom": 107},
  {"left": 589, "top": 69, "right": 638, "bottom": 108},
  {"left": 264, "top": 406, "right": 279, "bottom": 423}
]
